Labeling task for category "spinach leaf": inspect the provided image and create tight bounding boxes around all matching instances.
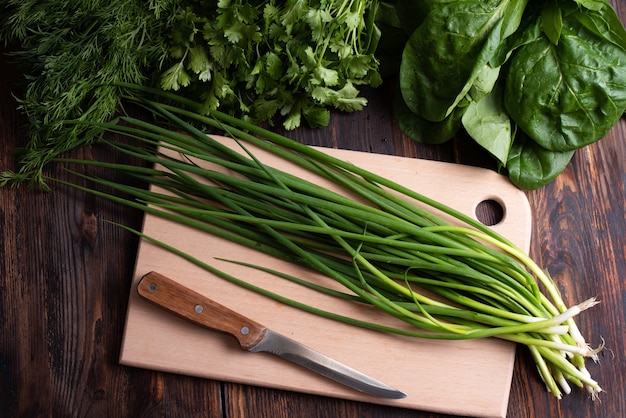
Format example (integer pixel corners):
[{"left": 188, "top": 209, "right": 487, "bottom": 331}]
[
  {"left": 505, "top": 130, "right": 575, "bottom": 190},
  {"left": 574, "top": 1, "right": 626, "bottom": 47},
  {"left": 467, "top": 63, "right": 501, "bottom": 102},
  {"left": 574, "top": 0, "right": 607, "bottom": 12},
  {"left": 462, "top": 78, "right": 512, "bottom": 165},
  {"left": 541, "top": 1, "right": 563, "bottom": 45},
  {"left": 504, "top": 4, "right": 626, "bottom": 152},
  {"left": 393, "top": 83, "right": 464, "bottom": 144},
  {"left": 374, "top": 2, "right": 410, "bottom": 77},
  {"left": 490, "top": 7, "right": 544, "bottom": 67},
  {"left": 398, "top": 0, "right": 528, "bottom": 122}
]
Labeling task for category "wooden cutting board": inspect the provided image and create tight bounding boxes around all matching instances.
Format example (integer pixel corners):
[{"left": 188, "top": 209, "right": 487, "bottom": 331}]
[{"left": 120, "top": 137, "right": 531, "bottom": 418}]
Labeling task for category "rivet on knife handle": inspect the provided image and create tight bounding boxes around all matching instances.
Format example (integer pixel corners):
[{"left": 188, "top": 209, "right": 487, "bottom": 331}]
[
  {"left": 137, "top": 271, "right": 266, "bottom": 349},
  {"left": 136, "top": 271, "right": 407, "bottom": 399}
]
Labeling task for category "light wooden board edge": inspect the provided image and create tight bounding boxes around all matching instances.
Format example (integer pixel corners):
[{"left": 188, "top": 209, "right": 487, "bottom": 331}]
[{"left": 120, "top": 139, "right": 532, "bottom": 418}]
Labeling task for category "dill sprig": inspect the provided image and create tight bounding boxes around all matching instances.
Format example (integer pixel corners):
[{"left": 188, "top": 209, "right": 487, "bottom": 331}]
[{"left": 1, "top": 0, "right": 181, "bottom": 186}]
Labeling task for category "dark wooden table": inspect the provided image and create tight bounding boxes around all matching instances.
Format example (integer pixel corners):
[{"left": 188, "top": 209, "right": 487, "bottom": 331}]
[{"left": 2, "top": 5, "right": 625, "bottom": 417}]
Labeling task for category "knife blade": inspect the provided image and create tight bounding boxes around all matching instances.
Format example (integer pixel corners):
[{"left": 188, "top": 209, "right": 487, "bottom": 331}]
[{"left": 137, "top": 271, "right": 406, "bottom": 399}]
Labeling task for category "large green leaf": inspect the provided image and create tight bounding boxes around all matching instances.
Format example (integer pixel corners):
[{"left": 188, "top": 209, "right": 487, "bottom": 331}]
[
  {"left": 398, "top": 0, "right": 527, "bottom": 122},
  {"left": 505, "top": 130, "right": 575, "bottom": 190},
  {"left": 393, "top": 84, "right": 464, "bottom": 144},
  {"left": 462, "top": 79, "right": 512, "bottom": 165},
  {"left": 504, "top": 5, "right": 626, "bottom": 152}
]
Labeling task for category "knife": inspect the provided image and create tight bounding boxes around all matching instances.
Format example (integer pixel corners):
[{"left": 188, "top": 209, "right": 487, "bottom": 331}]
[{"left": 137, "top": 271, "right": 406, "bottom": 399}]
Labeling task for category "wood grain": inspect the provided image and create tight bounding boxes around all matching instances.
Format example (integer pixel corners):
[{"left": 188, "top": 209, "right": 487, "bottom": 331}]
[{"left": 2, "top": 3, "right": 626, "bottom": 417}]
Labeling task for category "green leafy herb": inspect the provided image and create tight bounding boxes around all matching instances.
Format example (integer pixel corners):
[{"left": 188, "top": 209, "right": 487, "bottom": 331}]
[
  {"left": 542, "top": 1, "right": 564, "bottom": 45},
  {"left": 161, "top": 0, "right": 382, "bottom": 129},
  {"left": 0, "top": 0, "right": 381, "bottom": 186},
  {"left": 0, "top": 0, "right": 180, "bottom": 185}
]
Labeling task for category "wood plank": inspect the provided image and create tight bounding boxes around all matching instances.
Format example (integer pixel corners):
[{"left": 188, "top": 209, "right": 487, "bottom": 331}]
[{"left": 120, "top": 137, "right": 531, "bottom": 418}]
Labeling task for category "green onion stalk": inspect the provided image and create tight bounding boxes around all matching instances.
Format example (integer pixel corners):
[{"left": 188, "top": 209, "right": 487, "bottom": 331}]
[{"left": 46, "top": 84, "right": 602, "bottom": 399}]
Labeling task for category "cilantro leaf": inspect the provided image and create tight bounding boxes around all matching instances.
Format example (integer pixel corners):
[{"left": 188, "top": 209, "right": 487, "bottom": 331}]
[
  {"left": 313, "top": 65, "right": 340, "bottom": 86},
  {"left": 161, "top": 0, "right": 381, "bottom": 129},
  {"left": 188, "top": 46, "right": 212, "bottom": 82}
]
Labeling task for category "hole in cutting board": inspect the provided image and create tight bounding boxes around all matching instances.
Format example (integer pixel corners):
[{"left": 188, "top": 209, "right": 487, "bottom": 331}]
[{"left": 475, "top": 199, "right": 504, "bottom": 226}]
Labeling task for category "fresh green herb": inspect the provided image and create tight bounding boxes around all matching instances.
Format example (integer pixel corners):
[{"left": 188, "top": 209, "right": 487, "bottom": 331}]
[
  {"left": 383, "top": 0, "right": 626, "bottom": 189},
  {"left": 0, "top": 0, "right": 180, "bottom": 186},
  {"left": 161, "top": 0, "right": 382, "bottom": 129},
  {"left": 49, "top": 86, "right": 603, "bottom": 399},
  {"left": 1, "top": 0, "right": 381, "bottom": 187}
]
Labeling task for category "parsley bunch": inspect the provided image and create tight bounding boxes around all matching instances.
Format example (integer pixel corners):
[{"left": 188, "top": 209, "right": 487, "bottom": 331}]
[{"left": 160, "top": 0, "right": 382, "bottom": 129}]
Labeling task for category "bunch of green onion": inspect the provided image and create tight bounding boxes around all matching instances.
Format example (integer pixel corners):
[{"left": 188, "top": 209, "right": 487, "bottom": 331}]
[{"left": 50, "top": 85, "right": 602, "bottom": 399}]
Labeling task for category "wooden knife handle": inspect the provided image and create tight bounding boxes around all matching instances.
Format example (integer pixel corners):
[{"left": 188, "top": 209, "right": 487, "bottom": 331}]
[{"left": 137, "top": 271, "right": 267, "bottom": 350}]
